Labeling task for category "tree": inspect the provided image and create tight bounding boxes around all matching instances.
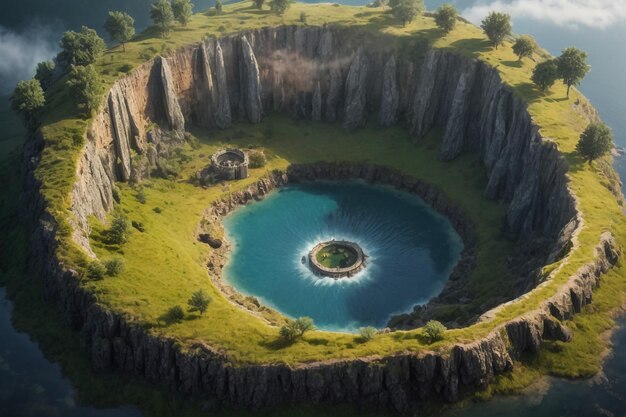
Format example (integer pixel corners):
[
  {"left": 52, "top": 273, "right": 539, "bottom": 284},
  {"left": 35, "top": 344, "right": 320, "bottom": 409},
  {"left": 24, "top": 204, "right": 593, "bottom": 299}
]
[
  {"left": 35, "top": 61, "right": 56, "bottom": 90},
  {"left": 434, "top": 4, "right": 458, "bottom": 34},
  {"left": 390, "top": 0, "right": 424, "bottom": 26},
  {"left": 59, "top": 26, "right": 106, "bottom": 67},
  {"left": 215, "top": 0, "right": 223, "bottom": 13},
  {"left": 358, "top": 326, "right": 377, "bottom": 342},
  {"left": 107, "top": 214, "right": 130, "bottom": 244},
  {"left": 557, "top": 47, "right": 591, "bottom": 98},
  {"left": 11, "top": 79, "right": 45, "bottom": 128},
  {"left": 188, "top": 289, "right": 212, "bottom": 315},
  {"left": 280, "top": 317, "right": 315, "bottom": 341},
  {"left": 480, "top": 12, "right": 511, "bottom": 49},
  {"left": 270, "top": 0, "right": 293, "bottom": 15},
  {"left": 66, "top": 65, "right": 102, "bottom": 115},
  {"left": 150, "top": 0, "right": 175, "bottom": 37},
  {"left": 532, "top": 59, "right": 559, "bottom": 92},
  {"left": 104, "top": 11, "right": 135, "bottom": 52},
  {"left": 576, "top": 122, "right": 613, "bottom": 163},
  {"left": 512, "top": 35, "right": 537, "bottom": 61},
  {"left": 172, "top": 0, "right": 194, "bottom": 26},
  {"left": 254, "top": 0, "right": 265, "bottom": 9},
  {"left": 423, "top": 320, "right": 446, "bottom": 343}
]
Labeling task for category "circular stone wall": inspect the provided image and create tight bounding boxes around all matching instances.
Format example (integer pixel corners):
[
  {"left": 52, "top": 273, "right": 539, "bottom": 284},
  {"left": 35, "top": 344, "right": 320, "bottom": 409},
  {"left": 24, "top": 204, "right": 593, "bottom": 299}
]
[
  {"left": 211, "top": 148, "right": 249, "bottom": 180},
  {"left": 309, "top": 241, "right": 365, "bottom": 278}
]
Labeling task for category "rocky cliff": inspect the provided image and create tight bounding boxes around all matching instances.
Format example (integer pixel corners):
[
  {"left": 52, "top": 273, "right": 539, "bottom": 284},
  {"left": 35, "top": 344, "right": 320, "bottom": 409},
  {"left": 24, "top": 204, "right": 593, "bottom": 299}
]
[{"left": 23, "top": 25, "right": 617, "bottom": 412}]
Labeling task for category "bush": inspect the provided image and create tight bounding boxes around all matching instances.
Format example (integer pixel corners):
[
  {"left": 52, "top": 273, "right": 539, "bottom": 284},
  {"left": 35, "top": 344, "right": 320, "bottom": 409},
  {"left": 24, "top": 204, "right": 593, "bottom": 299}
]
[
  {"left": 66, "top": 64, "right": 101, "bottom": 115},
  {"left": 280, "top": 317, "right": 315, "bottom": 341},
  {"left": 248, "top": 150, "right": 267, "bottom": 168},
  {"left": 104, "top": 258, "right": 125, "bottom": 276},
  {"left": 118, "top": 63, "right": 133, "bottom": 73},
  {"left": 188, "top": 289, "right": 212, "bottom": 315},
  {"left": 139, "top": 46, "right": 158, "bottom": 60},
  {"left": 300, "top": 12, "right": 308, "bottom": 23},
  {"left": 358, "top": 326, "right": 377, "bottom": 342},
  {"left": 423, "top": 320, "right": 446, "bottom": 343},
  {"left": 136, "top": 188, "right": 147, "bottom": 204},
  {"left": 131, "top": 220, "right": 145, "bottom": 232},
  {"left": 215, "top": 0, "right": 223, "bottom": 12},
  {"left": 163, "top": 305, "right": 185, "bottom": 323},
  {"left": 87, "top": 260, "right": 106, "bottom": 279},
  {"left": 108, "top": 215, "right": 130, "bottom": 244},
  {"left": 270, "top": 0, "right": 292, "bottom": 15}
]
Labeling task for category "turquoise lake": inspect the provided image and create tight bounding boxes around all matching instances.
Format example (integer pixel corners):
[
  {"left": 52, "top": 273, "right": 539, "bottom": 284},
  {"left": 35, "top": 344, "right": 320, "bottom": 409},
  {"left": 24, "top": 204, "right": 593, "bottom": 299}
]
[{"left": 223, "top": 182, "right": 463, "bottom": 332}]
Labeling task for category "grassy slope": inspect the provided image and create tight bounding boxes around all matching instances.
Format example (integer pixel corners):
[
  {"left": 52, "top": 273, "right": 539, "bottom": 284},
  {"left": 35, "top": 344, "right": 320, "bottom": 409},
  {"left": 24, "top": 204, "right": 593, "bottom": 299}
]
[{"left": 33, "top": 1, "right": 626, "bottom": 370}]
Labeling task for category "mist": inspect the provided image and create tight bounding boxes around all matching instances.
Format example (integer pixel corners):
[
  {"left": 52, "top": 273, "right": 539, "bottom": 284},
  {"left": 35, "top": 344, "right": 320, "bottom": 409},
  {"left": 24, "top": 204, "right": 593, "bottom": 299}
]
[{"left": 0, "top": 21, "right": 59, "bottom": 94}]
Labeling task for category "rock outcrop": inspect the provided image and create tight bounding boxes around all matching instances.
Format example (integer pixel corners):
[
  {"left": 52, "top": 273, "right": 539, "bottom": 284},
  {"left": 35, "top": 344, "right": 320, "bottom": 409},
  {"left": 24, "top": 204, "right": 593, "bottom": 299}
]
[{"left": 23, "top": 25, "right": 621, "bottom": 413}]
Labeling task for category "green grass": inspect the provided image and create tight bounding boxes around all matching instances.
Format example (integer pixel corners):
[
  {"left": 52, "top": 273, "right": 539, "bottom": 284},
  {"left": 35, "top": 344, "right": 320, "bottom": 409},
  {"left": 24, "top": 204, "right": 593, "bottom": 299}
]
[
  {"left": 316, "top": 244, "right": 358, "bottom": 269},
  {"left": 28, "top": 1, "right": 626, "bottom": 373}
]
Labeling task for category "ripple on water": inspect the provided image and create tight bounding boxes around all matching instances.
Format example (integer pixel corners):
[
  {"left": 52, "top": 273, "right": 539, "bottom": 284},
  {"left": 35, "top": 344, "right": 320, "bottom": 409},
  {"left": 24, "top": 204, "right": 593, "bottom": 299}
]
[{"left": 223, "top": 181, "right": 464, "bottom": 332}]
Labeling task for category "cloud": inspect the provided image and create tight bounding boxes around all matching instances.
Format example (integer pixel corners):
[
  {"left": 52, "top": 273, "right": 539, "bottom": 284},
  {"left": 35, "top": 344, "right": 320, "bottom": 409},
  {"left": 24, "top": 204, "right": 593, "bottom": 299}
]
[
  {"left": 0, "top": 21, "right": 60, "bottom": 94},
  {"left": 462, "top": 0, "right": 626, "bottom": 29}
]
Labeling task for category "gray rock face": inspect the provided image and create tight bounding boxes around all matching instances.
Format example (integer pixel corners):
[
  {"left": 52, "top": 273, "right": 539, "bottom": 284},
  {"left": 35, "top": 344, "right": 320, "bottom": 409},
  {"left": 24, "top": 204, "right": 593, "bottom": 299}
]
[
  {"left": 108, "top": 84, "right": 136, "bottom": 180},
  {"left": 379, "top": 55, "right": 399, "bottom": 127},
  {"left": 312, "top": 81, "right": 322, "bottom": 122},
  {"left": 159, "top": 57, "right": 185, "bottom": 133},
  {"left": 192, "top": 41, "right": 218, "bottom": 127},
  {"left": 239, "top": 36, "right": 263, "bottom": 123},
  {"left": 213, "top": 41, "right": 232, "bottom": 129},
  {"left": 342, "top": 49, "right": 369, "bottom": 130}
]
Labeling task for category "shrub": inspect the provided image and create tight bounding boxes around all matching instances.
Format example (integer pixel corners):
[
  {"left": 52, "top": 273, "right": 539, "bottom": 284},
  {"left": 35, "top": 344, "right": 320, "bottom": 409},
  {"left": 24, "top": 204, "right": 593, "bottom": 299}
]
[
  {"left": 188, "top": 289, "right": 212, "bottom": 316},
  {"left": 215, "top": 0, "right": 223, "bottom": 13},
  {"left": 423, "top": 320, "right": 446, "bottom": 343},
  {"left": 118, "top": 63, "right": 133, "bottom": 73},
  {"left": 66, "top": 64, "right": 101, "bottom": 115},
  {"left": 254, "top": 0, "right": 265, "bottom": 9},
  {"left": 136, "top": 188, "right": 147, "bottom": 204},
  {"left": 358, "top": 326, "right": 377, "bottom": 341},
  {"left": 280, "top": 317, "right": 315, "bottom": 341},
  {"left": 104, "top": 258, "right": 125, "bottom": 276},
  {"left": 248, "top": 150, "right": 267, "bottom": 168},
  {"left": 163, "top": 305, "right": 185, "bottom": 323},
  {"left": 108, "top": 215, "right": 130, "bottom": 244},
  {"left": 87, "top": 261, "right": 106, "bottom": 279},
  {"left": 131, "top": 220, "right": 145, "bottom": 232},
  {"left": 300, "top": 12, "right": 307, "bottom": 23},
  {"left": 270, "top": 0, "right": 292, "bottom": 15},
  {"left": 139, "top": 46, "right": 158, "bottom": 60}
]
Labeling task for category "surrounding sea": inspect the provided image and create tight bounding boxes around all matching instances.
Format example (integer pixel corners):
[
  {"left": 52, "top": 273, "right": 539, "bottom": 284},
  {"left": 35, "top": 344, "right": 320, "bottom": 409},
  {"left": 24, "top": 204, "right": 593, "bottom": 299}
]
[{"left": 1, "top": 1, "right": 625, "bottom": 416}]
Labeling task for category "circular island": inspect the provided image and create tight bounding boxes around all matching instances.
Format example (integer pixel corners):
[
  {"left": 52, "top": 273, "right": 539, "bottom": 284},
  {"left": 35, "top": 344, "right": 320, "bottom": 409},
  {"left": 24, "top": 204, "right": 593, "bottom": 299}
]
[{"left": 308, "top": 240, "right": 366, "bottom": 278}]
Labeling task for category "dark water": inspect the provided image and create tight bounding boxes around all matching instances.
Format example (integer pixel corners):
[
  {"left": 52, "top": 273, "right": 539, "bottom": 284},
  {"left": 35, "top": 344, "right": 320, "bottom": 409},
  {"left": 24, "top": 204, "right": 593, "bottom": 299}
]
[
  {"left": 0, "top": 289, "right": 143, "bottom": 417},
  {"left": 223, "top": 182, "right": 462, "bottom": 331},
  {"left": 1, "top": 0, "right": 626, "bottom": 416}
]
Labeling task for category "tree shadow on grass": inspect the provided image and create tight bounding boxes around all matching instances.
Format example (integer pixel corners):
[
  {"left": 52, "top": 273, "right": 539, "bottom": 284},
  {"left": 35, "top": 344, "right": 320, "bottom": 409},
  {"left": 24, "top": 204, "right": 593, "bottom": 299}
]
[
  {"left": 563, "top": 150, "right": 588, "bottom": 174},
  {"left": 259, "top": 337, "right": 295, "bottom": 350},
  {"left": 503, "top": 60, "right": 522, "bottom": 68},
  {"left": 514, "top": 82, "right": 543, "bottom": 104},
  {"left": 448, "top": 38, "right": 491, "bottom": 57}
]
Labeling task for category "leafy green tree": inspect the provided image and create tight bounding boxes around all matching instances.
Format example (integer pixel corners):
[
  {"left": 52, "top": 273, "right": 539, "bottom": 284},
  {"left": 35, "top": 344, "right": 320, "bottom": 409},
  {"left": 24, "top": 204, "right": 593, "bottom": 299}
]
[
  {"left": 390, "top": 0, "right": 424, "bottom": 26},
  {"left": 35, "top": 61, "right": 56, "bottom": 90},
  {"left": 163, "top": 305, "right": 185, "bottom": 323},
  {"left": 172, "top": 0, "right": 194, "bottom": 26},
  {"left": 557, "top": 47, "right": 591, "bottom": 98},
  {"left": 358, "top": 326, "right": 377, "bottom": 341},
  {"left": 188, "top": 289, "right": 212, "bottom": 315},
  {"left": 512, "top": 35, "right": 537, "bottom": 61},
  {"left": 280, "top": 316, "right": 315, "bottom": 341},
  {"left": 150, "top": 0, "right": 175, "bottom": 37},
  {"left": 532, "top": 59, "right": 559, "bottom": 92},
  {"left": 104, "top": 11, "right": 135, "bottom": 52},
  {"left": 215, "top": 0, "right": 223, "bottom": 13},
  {"left": 576, "top": 122, "right": 613, "bottom": 163},
  {"left": 423, "top": 320, "right": 446, "bottom": 343},
  {"left": 104, "top": 258, "right": 125, "bottom": 276},
  {"left": 107, "top": 214, "right": 130, "bottom": 244},
  {"left": 11, "top": 79, "right": 45, "bottom": 128},
  {"left": 59, "top": 26, "right": 106, "bottom": 67},
  {"left": 434, "top": 4, "right": 458, "bottom": 34},
  {"left": 480, "top": 12, "right": 511, "bottom": 49},
  {"left": 66, "top": 65, "right": 102, "bottom": 115},
  {"left": 270, "top": 0, "right": 293, "bottom": 15},
  {"left": 254, "top": 0, "right": 265, "bottom": 9}
]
